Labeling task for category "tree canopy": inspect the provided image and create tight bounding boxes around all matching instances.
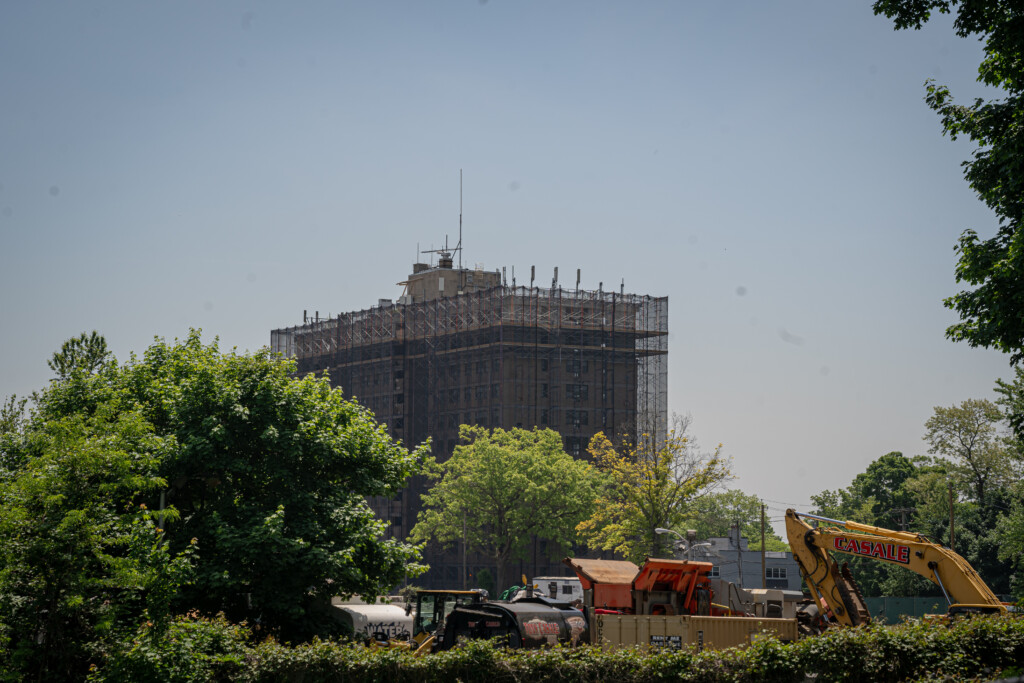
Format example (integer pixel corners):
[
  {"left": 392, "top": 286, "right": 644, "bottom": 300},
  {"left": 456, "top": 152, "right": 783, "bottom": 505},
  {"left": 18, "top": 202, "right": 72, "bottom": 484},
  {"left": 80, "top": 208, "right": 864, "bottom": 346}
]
[
  {"left": 873, "top": 0, "right": 1024, "bottom": 361},
  {"left": 0, "top": 330, "right": 430, "bottom": 681},
  {"left": 810, "top": 395, "right": 1022, "bottom": 598},
  {"left": 680, "top": 489, "right": 788, "bottom": 552},
  {"left": 411, "top": 425, "right": 600, "bottom": 594},
  {"left": 576, "top": 418, "right": 731, "bottom": 563},
  {"left": 46, "top": 330, "right": 112, "bottom": 380},
  {"left": 924, "top": 398, "right": 1017, "bottom": 507}
]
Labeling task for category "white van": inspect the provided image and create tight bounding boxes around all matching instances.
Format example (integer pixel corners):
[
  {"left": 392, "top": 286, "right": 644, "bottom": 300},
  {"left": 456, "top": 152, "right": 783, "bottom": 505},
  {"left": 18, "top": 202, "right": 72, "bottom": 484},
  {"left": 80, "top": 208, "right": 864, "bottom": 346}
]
[{"left": 532, "top": 576, "right": 583, "bottom": 603}]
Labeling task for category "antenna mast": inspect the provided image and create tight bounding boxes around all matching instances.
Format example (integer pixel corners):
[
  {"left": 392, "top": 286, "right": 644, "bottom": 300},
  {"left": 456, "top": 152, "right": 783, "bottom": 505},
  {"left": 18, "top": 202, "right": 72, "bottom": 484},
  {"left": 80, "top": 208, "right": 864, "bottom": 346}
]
[{"left": 458, "top": 169, "right": 463, "bottom": 270}]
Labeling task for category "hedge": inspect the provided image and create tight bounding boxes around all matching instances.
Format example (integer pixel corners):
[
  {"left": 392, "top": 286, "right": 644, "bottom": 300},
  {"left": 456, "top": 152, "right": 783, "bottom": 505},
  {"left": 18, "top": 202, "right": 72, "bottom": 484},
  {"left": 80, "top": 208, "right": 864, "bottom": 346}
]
[{"left": 84, "top": 613, "right": 1024, "bottom": 683}]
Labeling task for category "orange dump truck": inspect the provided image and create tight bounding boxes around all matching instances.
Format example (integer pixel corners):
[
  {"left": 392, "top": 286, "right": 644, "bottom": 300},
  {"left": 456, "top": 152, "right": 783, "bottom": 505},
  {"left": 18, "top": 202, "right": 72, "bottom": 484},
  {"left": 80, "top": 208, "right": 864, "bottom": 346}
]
[{"left": 564, "top": 556, "right": 798, "bottom": 651}]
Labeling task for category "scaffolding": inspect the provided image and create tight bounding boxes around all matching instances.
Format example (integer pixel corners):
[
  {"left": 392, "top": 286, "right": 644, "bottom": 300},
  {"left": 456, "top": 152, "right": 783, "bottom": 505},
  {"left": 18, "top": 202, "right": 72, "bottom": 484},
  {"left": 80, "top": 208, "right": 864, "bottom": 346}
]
[
  {"left": 271, "top": 283, "right": 668, "bottom": 588},
  {"left": 271, "top": 285, "right": 667, "bottom": 447}
]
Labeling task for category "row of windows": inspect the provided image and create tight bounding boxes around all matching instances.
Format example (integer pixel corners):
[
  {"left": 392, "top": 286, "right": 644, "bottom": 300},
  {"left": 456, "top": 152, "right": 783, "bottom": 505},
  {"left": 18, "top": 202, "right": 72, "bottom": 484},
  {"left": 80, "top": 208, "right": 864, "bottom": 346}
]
[{"left": 438, "top": 385, "right": 502, "bottom": 405}]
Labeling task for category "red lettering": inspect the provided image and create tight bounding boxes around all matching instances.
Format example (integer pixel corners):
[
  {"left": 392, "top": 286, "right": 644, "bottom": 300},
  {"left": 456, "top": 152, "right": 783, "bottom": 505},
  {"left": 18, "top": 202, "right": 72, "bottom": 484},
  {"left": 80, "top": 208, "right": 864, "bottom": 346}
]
[
  {"left": 872, "top": 542, "right": 885, "bottom": 559},
  {"left": 897, "top": 546, "right": 910, "bottom": 564},
  {"left": 884, "top": 544, "right": 895, "bottom": 561}
]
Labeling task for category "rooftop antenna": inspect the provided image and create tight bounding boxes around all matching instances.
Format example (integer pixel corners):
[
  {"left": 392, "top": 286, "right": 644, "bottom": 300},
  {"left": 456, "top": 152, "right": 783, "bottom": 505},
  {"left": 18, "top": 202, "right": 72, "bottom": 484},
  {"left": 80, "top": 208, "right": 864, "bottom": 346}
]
[
  {"left": 457, "top": 169, "right": 463, "bottom": 270},
  {"left": 421, "top": 235, "right": 456, "bottom": 267}
]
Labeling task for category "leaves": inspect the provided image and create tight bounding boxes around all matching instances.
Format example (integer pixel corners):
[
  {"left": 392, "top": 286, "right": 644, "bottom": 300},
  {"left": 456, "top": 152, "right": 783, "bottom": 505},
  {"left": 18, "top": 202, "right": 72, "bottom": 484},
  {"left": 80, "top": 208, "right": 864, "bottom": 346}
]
[
  {"left": 411, "top": 426, "right": 600, "bottom": 594},
  {"left": 873, "top": 1, "right": 1024, "bottom": 363},
  {"left": 577, "top": 419, "right": 732, "bottom": 563}
]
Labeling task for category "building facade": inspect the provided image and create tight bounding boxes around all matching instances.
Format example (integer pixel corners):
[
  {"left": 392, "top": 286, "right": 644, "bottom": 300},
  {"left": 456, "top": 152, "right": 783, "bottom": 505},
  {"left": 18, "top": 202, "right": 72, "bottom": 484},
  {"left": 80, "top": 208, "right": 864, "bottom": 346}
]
[
  {"left": 690, "top": 535, "right": 802, "bottom": 592},
  {"left": 271, "top": 256, "right": 668, "bottom": 588}
]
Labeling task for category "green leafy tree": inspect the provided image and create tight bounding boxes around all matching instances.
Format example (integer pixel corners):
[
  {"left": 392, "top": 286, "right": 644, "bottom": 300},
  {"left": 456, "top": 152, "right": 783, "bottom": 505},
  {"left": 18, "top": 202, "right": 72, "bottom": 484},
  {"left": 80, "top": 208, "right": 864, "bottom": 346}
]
[
  {"left": 994, "top": 485, "right": 1024, "bottom": 597},
  {"left": 872, "top": 1, "right": 1024, "bottom": 362},
  {"left": 576, "top": 418, "right": 731, "bottom": 564},
  {"left": 810, "top": 453, "right": 945, "bottom": 597},
  {"left": 22, "top": 330, "right": 431, "bottom": 643},
  {"left": 680, "top": 489, "right": 787, "bottom": 551},
  {"left": 0, "top": 407, "right": 194, "bottom": 682},
  {"left": 411, "top": 426, "right": 600, "bottom": 594},
  {"left": 923, "top": 399, "right": 1016, "bottom": 507},
  {"left": 0, "top": 394, "right": 27, "bottom": 436},
  {"left": 995, "top": 366, "right": 1024, "bottom": 445},
  {"left": 47, "top": 331, "right": 112, "bottom": 380}
]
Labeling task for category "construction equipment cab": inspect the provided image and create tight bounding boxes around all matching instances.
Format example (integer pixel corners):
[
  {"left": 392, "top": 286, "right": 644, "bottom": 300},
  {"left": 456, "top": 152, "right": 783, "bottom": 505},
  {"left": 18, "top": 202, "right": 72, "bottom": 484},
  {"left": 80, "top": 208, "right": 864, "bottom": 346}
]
[
  {"left": 785, "top": 509, "right": 1007, "bottom": 628},
  {"left": 406, "top": 589, "right": 485, "bottom": 652}
]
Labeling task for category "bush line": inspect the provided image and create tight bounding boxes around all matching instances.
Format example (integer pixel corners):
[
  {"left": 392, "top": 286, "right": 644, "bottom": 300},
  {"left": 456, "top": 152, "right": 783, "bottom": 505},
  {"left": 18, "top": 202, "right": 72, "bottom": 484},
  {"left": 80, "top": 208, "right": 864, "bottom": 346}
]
[{"left": 82, "top": 613, "right": 1024, "bottom": 683}]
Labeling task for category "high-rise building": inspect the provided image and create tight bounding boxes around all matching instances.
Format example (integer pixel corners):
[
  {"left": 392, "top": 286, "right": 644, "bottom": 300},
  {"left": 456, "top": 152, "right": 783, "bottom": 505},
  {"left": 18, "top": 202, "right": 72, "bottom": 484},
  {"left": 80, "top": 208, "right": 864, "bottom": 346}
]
[{"left": 270, "top": 253, "right": 667, "bottom": 587}]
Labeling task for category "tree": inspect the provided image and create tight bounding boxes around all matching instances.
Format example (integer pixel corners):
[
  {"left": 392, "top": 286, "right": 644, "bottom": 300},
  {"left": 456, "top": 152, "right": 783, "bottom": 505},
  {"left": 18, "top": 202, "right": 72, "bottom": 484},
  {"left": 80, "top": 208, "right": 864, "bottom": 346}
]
[
  {"left": 995, "top": 365, "right": 1024, "bottom": 444},
  {"left": 20, "top": 330, "right": 431, "bottom": 642},
  {"left": 0, "top": 407, "right": 194, "bottom": 681},
  {"left": 411, "top": 426, "right": 600, "bottom": 594},
  {"left": 923, "top": 398, "right": 1016, "bottom": 507},
  {"left": 0, "top": 394, "right": 27, "bottom": 436},
  {"left": 872, "top": 1, "right": 1024, "bottom": 362},
  {"left": 994, "top": 485, "right": 1024, "bottom": 597},
  {"left": 47, "top": 330, "right": 112, "bottom": 380},
  {"left": 680, "top": 489, "right": 787, "bottom": 551},
  {"left": 810, "top": 453, "right": 947, "bottom": 597},
  {"left": 576, "top": 418, "right": 731, "bottom": 564}
]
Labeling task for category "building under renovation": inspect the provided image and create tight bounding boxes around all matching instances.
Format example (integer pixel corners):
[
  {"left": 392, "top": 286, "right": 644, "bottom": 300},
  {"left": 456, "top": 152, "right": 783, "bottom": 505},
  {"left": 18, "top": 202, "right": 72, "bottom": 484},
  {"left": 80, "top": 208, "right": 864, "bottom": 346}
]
[{"left": 270, "top": 253, "right": 667, "bottom": 588}]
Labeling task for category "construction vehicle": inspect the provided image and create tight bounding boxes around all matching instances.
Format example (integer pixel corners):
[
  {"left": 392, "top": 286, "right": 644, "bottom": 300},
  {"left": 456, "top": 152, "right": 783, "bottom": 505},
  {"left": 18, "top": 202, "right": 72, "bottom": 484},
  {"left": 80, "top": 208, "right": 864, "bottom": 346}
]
[
  {"left": 404, "top": 589, "right": 486, "bottom": 653},
  {"left": 565, "top": 556, "right": 798, "bottom": 649},
  {"left": 441, "top": 595, "right": 589, "bottom": 649},
  {"left": 328, "top": 599, "right": 414, "bottom": 643},
  {"left": 785, "top": 508, "right": 1007, "bottom": 630}
]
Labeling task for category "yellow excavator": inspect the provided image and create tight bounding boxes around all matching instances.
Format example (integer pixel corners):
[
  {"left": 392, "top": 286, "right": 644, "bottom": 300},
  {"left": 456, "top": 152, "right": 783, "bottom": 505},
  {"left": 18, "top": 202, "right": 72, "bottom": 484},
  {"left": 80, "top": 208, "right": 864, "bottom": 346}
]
[{"left": 785, "top": 509, "right": 1007, "bottom": 629}]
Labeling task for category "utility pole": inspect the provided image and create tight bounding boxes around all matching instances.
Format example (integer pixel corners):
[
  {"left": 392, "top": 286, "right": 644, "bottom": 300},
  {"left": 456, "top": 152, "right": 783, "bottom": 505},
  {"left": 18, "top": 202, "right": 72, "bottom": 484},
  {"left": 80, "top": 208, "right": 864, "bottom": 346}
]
[
  {"left": 948, "top": 483, "right": 955, "bottom": 552},
  {"left": 761, "top": 503, "right": 766, "bottom": 589},
  {"left": 734, "top": 521, "right": 743, "bottom": 589}
]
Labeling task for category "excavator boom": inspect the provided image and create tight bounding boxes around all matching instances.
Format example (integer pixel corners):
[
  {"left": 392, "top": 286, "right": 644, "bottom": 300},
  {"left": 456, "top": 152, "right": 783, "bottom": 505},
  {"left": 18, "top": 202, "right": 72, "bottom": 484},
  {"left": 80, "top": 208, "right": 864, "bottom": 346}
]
[{"left": 785, "top": 509, "right": 1005, "bottom": 624}]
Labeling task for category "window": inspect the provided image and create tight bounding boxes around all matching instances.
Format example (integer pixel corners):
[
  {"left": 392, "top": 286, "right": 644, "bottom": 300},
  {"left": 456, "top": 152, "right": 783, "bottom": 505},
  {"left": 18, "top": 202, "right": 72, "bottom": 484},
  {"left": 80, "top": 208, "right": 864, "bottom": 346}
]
[
  {"left": 765, "top": 567, "right": 788, "bottom": 580},
  {"left": 565, "top": 383, "right": 588, "bottom": 400},
  {"left": 541, "top": 383, "right": 548, "bottom": 398},
  {"left": 540, "top": 359, "right": 548, "bottom": 372},
  {"left": 562, "top": 584, "right": 573, "bottom": 595},
  {"left": 541, "top": 409, "right": 548, "bottom": 425},
  {"left": 710, "top": 566, "right": 720, "bottom": 578}
]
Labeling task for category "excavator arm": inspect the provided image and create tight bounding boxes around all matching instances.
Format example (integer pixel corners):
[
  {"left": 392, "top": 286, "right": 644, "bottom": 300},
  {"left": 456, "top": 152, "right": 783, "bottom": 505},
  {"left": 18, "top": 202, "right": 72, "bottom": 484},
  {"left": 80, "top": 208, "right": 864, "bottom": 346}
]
[
  {"left": 786, "top": 509, "right": 1005, "bottom": 622},
  {"left": 786, "top": 509, "right": 870, "bottom": 627}
]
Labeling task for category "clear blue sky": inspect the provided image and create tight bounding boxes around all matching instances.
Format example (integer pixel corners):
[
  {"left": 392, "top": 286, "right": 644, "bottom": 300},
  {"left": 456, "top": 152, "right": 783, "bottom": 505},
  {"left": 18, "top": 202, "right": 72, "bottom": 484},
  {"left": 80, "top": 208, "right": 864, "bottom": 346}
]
[{"left": 0, "top": 1, "right": 1011, "bottom": 529}]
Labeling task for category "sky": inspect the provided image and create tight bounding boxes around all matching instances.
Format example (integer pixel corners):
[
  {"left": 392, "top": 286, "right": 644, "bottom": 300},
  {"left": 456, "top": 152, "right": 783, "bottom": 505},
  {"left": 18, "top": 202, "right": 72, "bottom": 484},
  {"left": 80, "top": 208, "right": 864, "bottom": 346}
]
[{"left": 0, "top": 1, "right": 1013, "bottom": 533}]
